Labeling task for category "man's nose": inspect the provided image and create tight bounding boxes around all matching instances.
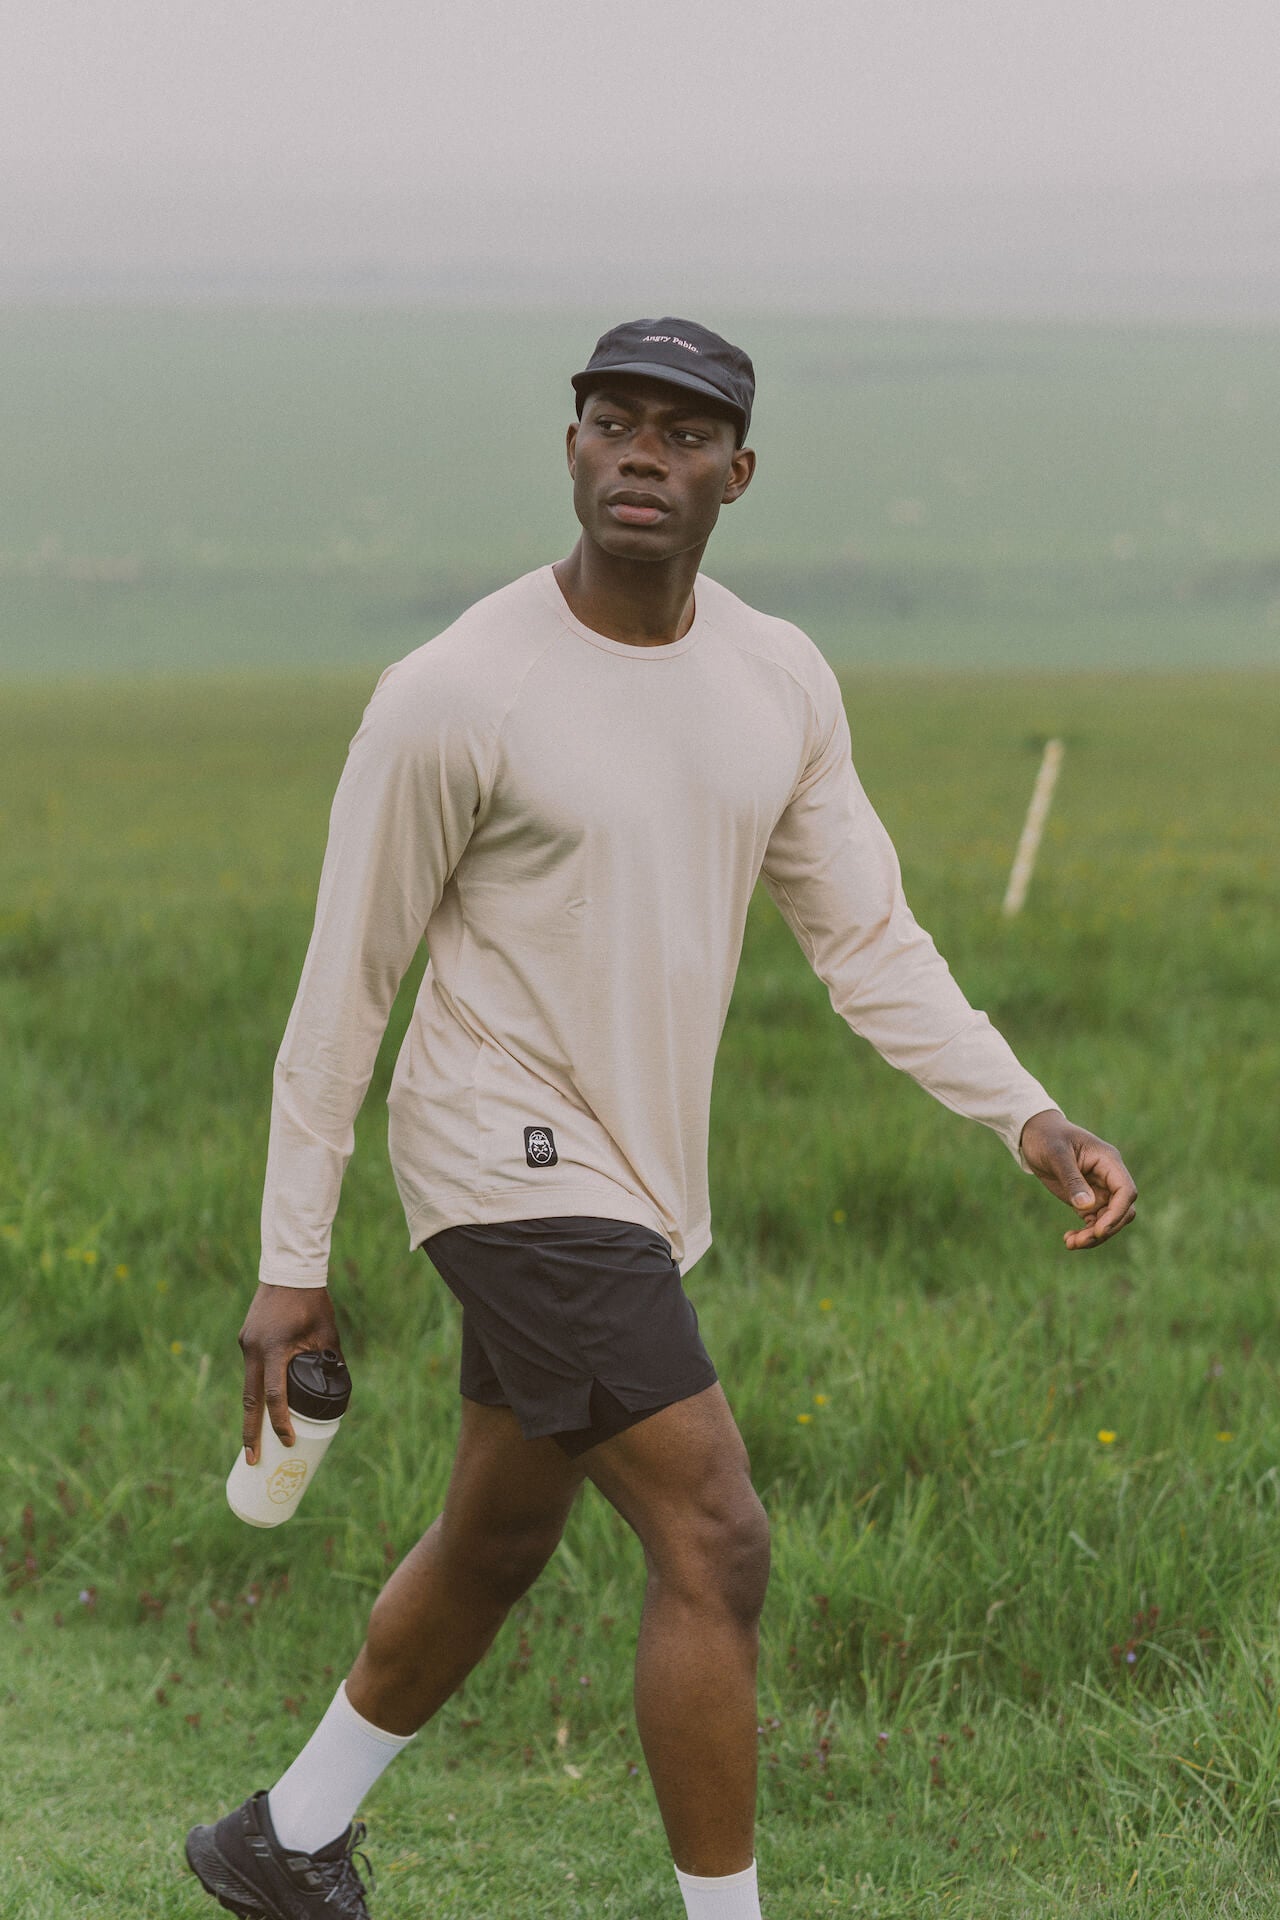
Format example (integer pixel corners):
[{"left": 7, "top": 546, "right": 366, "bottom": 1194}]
[{"left": 618, "top": 425, "right": 668, "bottom": 475}]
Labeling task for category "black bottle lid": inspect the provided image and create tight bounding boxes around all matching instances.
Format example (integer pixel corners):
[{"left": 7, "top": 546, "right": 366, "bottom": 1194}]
[{"left": 285, "top": 1348, "right": 352, "bottom": 1422}]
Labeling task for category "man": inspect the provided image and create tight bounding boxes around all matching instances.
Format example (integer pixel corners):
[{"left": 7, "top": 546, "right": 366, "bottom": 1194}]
[{"left": 186, "top": 317, "right": 1137, "bottom": 1920}]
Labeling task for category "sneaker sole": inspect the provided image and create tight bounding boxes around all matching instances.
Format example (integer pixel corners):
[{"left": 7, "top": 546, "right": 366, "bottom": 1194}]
[{"left": 184, "top": 1823, "right": 274, "bottom": 1918}]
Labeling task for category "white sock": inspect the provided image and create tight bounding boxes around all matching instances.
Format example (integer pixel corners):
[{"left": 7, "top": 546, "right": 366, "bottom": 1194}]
[
  {"left": 267, "top": 1679, "right": 416, "bottom": 1854},
  {"left": 674, "top": 1859, "right": 762, "bottom": 1919}
]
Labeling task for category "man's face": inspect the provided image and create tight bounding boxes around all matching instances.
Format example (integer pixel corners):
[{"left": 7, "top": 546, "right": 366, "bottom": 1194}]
[{"left": 566, "top": 376, "right": 755, "bottom": 563}]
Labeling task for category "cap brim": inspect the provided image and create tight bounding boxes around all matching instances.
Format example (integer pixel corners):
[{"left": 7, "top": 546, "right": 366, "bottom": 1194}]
[{"left": 570, "top": 360, "right": 746, "bottom": 433}]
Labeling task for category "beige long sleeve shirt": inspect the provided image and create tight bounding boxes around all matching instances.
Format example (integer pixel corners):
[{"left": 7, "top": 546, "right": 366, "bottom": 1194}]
[{"left": 259, "top": 564, "right": 1056, "bottom": 1287}]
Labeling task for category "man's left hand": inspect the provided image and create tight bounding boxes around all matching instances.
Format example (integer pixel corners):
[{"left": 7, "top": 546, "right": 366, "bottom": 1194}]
[{"left": 1019, "top": 1109, "right": 1138, "bottom": 1250}]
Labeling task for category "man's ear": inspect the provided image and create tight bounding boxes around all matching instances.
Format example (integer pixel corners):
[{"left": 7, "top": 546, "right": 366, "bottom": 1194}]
[
  {"left": 565, "top": 421, "right": 578, "bottom": 476},
  {"left": 722, "top": 446, "right": 756, "bottom": 505}
]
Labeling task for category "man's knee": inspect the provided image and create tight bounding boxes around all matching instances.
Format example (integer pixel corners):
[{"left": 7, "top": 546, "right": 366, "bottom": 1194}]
[
  {"left": 655, "top": 1478, "right": 771, "bottom": 1626},
  {"left": 714, "top": 1484, "right": 772, "bottom": 1625}
]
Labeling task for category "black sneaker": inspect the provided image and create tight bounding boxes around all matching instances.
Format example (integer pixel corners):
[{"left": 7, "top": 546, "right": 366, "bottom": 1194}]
[{"left": 185, "top": 1789, "right": 375, "bottom": 1918}]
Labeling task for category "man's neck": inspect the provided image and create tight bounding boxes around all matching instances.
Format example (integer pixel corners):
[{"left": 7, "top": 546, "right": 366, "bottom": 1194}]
[{"left": 552, "top": 539, "right": 705, "bottom": 647}]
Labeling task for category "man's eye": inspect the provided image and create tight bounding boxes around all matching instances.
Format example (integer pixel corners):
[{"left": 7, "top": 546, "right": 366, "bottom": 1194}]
[
  {"left": 674, "top": 430, "right": 706, "bottom": 446},
  {"left": 597, "top": 418, "right": 625, "bottom": 434}
]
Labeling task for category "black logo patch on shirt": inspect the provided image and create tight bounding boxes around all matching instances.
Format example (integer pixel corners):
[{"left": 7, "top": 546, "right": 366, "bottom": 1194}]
[{"left": 524, "top": 1126, "right": 558, "bottom": 1168}]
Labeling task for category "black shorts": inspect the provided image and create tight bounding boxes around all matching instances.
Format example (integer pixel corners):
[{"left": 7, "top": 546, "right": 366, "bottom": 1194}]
[{"left": 420, "top": 1215, "right": 718, "bottom": 1459}]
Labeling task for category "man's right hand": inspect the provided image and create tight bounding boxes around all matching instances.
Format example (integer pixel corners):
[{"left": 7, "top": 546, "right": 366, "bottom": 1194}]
[{"left": 238, "top": 1282, "right": 344, "bottom": 1464}]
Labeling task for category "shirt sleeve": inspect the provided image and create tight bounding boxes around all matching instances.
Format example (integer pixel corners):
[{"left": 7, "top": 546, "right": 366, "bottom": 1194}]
[
  {"left": 258, "top": 658, "right": 490, "bottom": 1286},
  {"left": 760, "top": 664, "right": 1057, "bottom": 1169}
]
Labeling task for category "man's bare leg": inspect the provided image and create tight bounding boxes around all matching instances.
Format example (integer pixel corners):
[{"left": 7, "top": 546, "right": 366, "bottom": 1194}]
[
  {"left": 582, "top": 1382, "right": 770, "bottom": 1878},
  {"left": 345, "top": 1398, "right": 585, "bottom": 1734},
  {"left": 341, "top": 1382, "right": 768, "bottom": 1877}
]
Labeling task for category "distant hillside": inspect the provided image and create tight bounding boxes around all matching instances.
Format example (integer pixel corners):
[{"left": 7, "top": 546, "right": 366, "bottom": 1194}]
[{"left": 2, "top": 306, "right": 1277, "bottom": 678}]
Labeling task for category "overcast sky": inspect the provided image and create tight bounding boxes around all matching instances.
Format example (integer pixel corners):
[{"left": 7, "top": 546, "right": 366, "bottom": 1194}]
[{"left": 5, "top": 0, "right": 1279, "bottom": 200}]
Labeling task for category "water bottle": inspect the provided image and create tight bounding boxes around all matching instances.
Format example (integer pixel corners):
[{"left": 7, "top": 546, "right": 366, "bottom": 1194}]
[{"left": 226, "top": 1348, "right": 352, "bottom": 1528}]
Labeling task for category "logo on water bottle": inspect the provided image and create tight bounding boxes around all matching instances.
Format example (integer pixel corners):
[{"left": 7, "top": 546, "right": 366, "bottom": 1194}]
[
  {"left": 267, "top": 1459, "right": 309, "bottom": 1504},
  {"left": 523, "top": 1126, "right": 558, "bottom": 1167}
]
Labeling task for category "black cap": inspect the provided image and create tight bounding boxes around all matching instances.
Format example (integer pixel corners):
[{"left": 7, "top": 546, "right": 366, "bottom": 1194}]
[
  {"left": 571, "top": 316, "right": 754, "bottom": 446},
  {"left": 286, "top": 1348, "right": 352, "bottom": 1422}
]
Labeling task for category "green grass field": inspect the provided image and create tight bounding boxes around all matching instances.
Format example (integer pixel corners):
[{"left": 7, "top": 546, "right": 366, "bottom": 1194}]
[
  {"left": 2, "top": 306, "right": 1278, "bottom": 1915},
  {"left": 3, "top": 659, "right": 1278, "bottom": 1916}
]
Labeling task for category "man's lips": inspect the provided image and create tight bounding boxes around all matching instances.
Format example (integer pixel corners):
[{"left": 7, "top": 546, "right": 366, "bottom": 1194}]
[{"left": 606, "top": 492, "right": 670, "bottom": 527}]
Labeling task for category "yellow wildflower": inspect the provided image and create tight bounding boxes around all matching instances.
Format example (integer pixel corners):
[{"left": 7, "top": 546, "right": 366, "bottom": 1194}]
[
  {"left": 1216, "top": 1431, "right": 1234, "bottom": 1443},
  {"left": 797, "top": 1414, "right": 812, "bottom": 1426},
  {"left": 115, "top": 1263, "right": 130, "bottom": 1279},
  {"left": 814, "top": 1394, "right": 829, "bottom": 1407},
  {"left": 170, "top": 1340, "right": 184, "bottom": 1356},
  {"left": 819, "top": 1298, "right": 834, "bottom": 1312},
  {"left": 1097, "top": 1430, "right": 1117, "bottom": 1445},
  {"left": 832, "top": 1209, "right": 847, "bottom": 1225}
]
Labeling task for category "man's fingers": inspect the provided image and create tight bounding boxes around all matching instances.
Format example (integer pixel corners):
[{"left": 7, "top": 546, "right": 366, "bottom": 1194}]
[
  {"left": 1091, "top": 1180, "right": 1136, "bottom": 1236},
  {"left": 1077, "top": 1144, "right": 1138, "bottom": 1233},
  {"left": 1069, "top": 1176, "right": 1097, "bottom": 1212},
  {"left": 1052, "top": 1147, "right": 1096, "bottom": 1212},
  {"left": 1044, "top": 1131, "right": 1138, "bottom": 1249},
  {"left": 1025, "top": 1119, "right": 1138, "bottom": 1251},
  {"left": 241, "top": 1361, "right": 266, "bottom": 1464},
  {"left": 236, "top": 1284, "right": 341, "bottom": 1464},
  {"left": 264, "top": 1372, "right": 296, "bottom": 1449},
  {"left": 1064, "top": 1198, "right": 1137, "bottom": 1249},
  {"left": 242, "top": 1350, "right": 296, "bottom": 1461}
]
